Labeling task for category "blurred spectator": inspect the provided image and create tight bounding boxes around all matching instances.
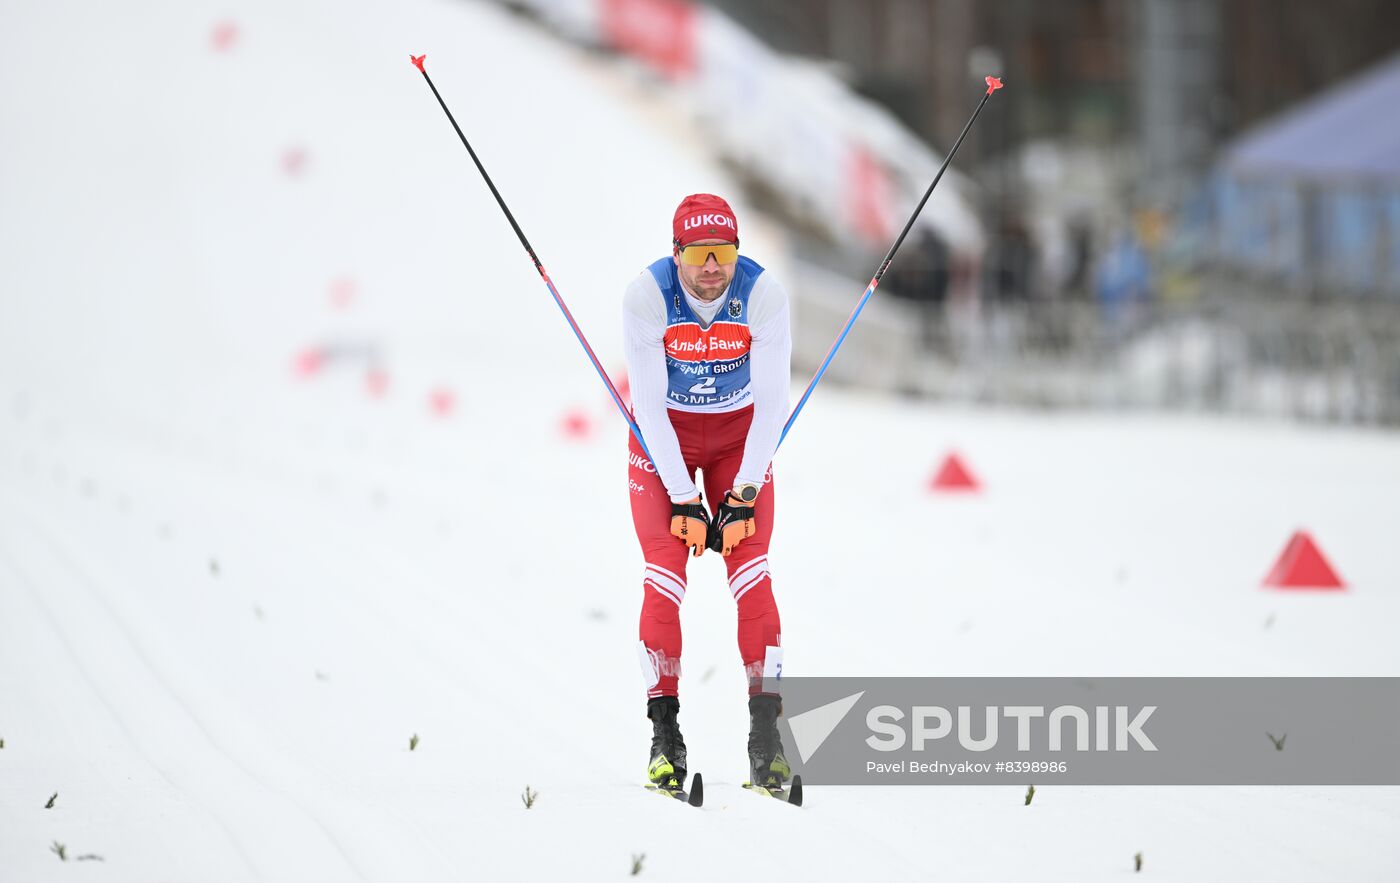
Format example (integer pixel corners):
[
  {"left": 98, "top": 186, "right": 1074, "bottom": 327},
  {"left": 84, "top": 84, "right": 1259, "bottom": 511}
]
[
  {"left": 985, "top": 213, "right": 1036, "bottom": 304},
  {"left": 1094, "top": 229, "right": 1151, "bottom": 329},
  {"left": 882, "top": 228, "right": 950, "bottom": 348},
  {"left": 1065, "top": 216, "right": 1094, "bottom": 296},
  {"left": 883, "top": 228, "right": 950, "bottom": 304}
]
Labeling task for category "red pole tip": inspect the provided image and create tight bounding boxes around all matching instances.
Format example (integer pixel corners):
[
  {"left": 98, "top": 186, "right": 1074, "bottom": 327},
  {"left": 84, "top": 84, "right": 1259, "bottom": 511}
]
[
  {"left": 985, "top": 75, "right": 1004, "bottom": 95},
  {"left": 410, "top": 54, "right": 426, "bottom": 72}
]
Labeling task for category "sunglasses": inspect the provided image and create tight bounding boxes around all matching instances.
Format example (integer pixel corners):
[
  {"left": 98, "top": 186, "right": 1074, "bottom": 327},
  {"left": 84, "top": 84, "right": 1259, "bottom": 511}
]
[{"left": 677, "top": 242, "right": 739, "bottom": 266}]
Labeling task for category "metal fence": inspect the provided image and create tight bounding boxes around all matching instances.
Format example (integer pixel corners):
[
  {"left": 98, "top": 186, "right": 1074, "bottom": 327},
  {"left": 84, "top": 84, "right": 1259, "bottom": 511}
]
[{"left": 790, "top": 263, "right": 1400, "bottom": 426}]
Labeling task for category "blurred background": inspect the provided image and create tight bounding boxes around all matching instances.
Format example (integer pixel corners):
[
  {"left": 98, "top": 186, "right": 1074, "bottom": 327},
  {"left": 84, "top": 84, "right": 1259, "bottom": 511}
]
[{"left": 513, "top": 0, "right": 1400, "bottom": 424}]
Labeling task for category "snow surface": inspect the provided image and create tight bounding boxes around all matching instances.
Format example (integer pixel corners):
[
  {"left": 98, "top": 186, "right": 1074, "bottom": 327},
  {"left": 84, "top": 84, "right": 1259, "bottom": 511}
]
[{"left": 2, "top": 0, "right": 1399, "bottom": 880}]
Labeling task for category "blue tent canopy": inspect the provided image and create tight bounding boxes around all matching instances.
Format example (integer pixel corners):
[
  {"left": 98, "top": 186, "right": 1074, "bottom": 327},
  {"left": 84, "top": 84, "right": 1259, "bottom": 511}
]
[
  {"left": 1224, "top": 52, "right": 1400, "bottom": 180},
  {"left": 1213, "top": 53, "right": 1400, "bottom": 293}
]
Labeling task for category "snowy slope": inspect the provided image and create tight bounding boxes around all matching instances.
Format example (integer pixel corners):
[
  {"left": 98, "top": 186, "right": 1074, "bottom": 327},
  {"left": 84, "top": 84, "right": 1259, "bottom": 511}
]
[{"left": 2, "top": 1, "right": 1399, "bottom": 881}]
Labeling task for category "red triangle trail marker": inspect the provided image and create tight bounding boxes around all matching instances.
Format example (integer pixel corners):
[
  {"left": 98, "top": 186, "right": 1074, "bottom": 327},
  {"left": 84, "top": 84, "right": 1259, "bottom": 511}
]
[
  {"left": 1263, "top": 530, "right": 1345, "bottom": 590},
  {"left": 929, "top": 452, "right": 981, "bottom": 492}
]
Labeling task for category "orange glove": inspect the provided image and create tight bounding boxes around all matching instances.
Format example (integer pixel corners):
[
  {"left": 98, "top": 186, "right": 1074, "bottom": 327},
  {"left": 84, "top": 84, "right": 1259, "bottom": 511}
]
[
  {"left": 709, "top": 491, "right": 756, "bottom": 556},
  {"left": 670, "top": 497, "right": 711, "bottom": 557}
]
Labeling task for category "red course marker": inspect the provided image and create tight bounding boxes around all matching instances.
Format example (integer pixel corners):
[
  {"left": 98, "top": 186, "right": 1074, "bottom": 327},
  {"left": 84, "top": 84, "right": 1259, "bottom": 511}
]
[
  {"left": 365, "top": 367, "right": 389, "bottom": 398},
  {"left": 1263, "top": 530, "right": 1346, "bottom": 590},
  {"left": 292, "top": 347, "right": 323, "bottom": 378},
  {"left": 211, "top": 21, "right": 239, "bottom": 52},
  {"left": 429, "top": 387, "right": 455, "bottom": 417},
  {"left": 410, "top": 54, "right": 426, "bottom": 72},
  {"left": 560, "top": 407, "right": 593, "bottom": 440},
  {"left": 329, "top": 277, "right": 356, "bottom": 310},
  {"left": 928, "top": 452, "right": 980, "bottom": 492},
  {"left": 282, "top": 147, "right": 308, "bottom": 176}
]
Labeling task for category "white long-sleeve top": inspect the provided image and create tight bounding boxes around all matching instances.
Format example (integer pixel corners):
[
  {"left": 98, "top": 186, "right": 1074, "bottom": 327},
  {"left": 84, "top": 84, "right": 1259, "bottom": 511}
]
[{"left": 622, "top": 267, "right": 792, "bottom": 502}]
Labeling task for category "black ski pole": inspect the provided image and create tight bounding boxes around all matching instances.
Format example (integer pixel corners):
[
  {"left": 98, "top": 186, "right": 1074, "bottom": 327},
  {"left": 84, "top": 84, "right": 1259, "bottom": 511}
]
[
  {"left": 409, "top": 54, "right": 652, "bottom": 461},
  {"left": 779, "top": 75, "right": 1005, "bottom": 449}
]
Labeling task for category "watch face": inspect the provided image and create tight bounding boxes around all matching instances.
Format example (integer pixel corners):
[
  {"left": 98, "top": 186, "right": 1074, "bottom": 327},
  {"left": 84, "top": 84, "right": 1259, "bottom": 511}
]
[{"left": 739, "top": 484, "right": 758, "bottom": 503}]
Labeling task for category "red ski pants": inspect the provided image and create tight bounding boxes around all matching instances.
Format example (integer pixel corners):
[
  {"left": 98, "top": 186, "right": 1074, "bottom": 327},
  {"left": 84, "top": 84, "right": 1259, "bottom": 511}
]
[{"left": 629, "top": 406, "right": 781, "bottom": 699}]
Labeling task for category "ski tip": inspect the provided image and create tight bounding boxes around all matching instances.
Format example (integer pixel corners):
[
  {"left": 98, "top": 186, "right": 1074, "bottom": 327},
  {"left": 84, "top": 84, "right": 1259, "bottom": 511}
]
[
  {"left": 410, "top": 54, "right": 426, "bottom": 72},
  {"left": 985, "top": 75, "right": 1004, "bottom": 95},
  {"left": 789, "top": 775, "right": 804, "bottom": 808},
  {"left": 688, "top": 773, "right": 704, "bottom": 807}
]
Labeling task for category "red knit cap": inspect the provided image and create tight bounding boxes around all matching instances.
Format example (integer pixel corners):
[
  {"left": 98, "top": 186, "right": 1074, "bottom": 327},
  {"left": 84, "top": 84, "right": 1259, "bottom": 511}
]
[{"left": 672, "top": 193, "right": 739, "bottom": 248}]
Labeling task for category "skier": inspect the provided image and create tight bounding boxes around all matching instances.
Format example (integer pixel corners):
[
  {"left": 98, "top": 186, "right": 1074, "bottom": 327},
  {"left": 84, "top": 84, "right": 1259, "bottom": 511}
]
[{"left": 624, "top": 194, "right": 791, "bottom": 795}]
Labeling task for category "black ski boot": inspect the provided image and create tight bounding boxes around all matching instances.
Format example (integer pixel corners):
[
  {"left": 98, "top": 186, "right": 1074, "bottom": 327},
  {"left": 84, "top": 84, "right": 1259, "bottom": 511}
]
[
  {"left": 747, "top": 694, "right": 791, "bottom": 788},
  {"left": 646, "top": 696, "right": 688, "bottom": 790}
]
